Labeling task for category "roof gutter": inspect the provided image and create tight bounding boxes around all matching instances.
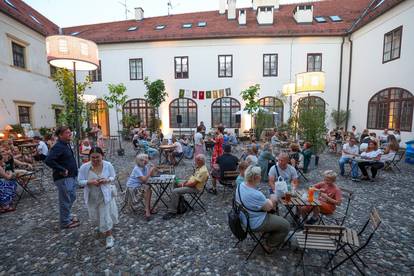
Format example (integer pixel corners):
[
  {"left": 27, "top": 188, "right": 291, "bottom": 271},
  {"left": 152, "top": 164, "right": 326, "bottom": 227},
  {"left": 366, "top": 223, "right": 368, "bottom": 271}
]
[
  {"left": 344, "top": 0, "right": 379, "bottom": 131},
  {"left": 336, "top": 36, "right": 345, "bottom": 127}
]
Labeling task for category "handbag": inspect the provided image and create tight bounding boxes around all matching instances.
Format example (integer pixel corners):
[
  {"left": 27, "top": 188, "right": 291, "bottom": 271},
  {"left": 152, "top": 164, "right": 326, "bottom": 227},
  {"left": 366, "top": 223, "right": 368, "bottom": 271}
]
[
  {"left": 274, "top": 165, "right": 288, "bottom": 199},
  {"left": 228, "top": 184, "right": 247, "bottom": 241}
]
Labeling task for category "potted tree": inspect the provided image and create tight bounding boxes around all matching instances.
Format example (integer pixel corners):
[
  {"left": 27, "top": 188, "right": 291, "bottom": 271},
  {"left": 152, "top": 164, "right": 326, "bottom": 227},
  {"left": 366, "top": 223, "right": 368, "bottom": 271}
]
[
  {"left": 104, "top": 83, "right": 128, "bottom": 156},
  {"left": 143, "top": 77, "right": 167, "bottom": 133},
  {"left": 240, "top": 84, "right": 261, "bottom": 138}
]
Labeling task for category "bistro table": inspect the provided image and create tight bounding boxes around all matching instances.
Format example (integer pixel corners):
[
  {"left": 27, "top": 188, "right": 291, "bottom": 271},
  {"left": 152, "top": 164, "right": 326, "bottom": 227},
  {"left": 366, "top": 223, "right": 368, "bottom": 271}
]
[
  {"left": 18, "top": 143, "right": 38, "bottom": 158},
  {"left": 158, "top": 144, "right": 175, "bottom": 164},
  {"left": 278, "top": 190, "right": 320, "bottom": 248},
  {"left": 13, "top": 138, "right": 33, "bottom": 146},
  {"left": 147, "top": 174, "right": 175, "bottom": 212}
]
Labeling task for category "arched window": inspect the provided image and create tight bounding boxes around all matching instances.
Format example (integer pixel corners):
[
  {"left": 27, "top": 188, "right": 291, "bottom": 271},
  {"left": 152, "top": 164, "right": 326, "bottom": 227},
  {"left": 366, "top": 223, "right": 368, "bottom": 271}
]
[
  {"left": 211, "top": 97, "right": 241, "bottom": 128},
  {"left": 169, "top": 98, "right": 197, "bottom": 128},
  {"left": 87, "top": 99, "right": 110, "bottom": 136},
  {"left": 297, "top": 96, "right": 326, "bottom": 114},
  {"left": 259, "top": 96, "right": 284, "bottom": 127},
  {"left": 122, "top": 98, "right": 155, "bottom": 127},
  {"left": 367, "top": 88, "right": 413, "bottom": 131}
]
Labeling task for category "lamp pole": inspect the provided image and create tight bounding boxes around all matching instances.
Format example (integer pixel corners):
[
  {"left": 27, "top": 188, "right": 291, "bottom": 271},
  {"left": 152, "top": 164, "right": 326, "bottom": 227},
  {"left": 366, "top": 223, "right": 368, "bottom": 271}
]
[{"left": 73, "top": 61, "right": 80, "bottom": 166}]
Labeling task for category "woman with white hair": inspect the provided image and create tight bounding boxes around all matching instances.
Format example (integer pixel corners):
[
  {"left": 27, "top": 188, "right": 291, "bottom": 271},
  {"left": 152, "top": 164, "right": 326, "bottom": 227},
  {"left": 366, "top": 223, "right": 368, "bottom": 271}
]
[
  {"left": 300, "top": 170, "right": 342, "bottom": 224},
  {"left": 78, "top": 147, "right": 118, "bottom": 249},
  {"left": 126, "top": 153, "right": 157, "bottom": 221},
  {"left": 235, "top": 165, "right": 289, "bottom": 251}
]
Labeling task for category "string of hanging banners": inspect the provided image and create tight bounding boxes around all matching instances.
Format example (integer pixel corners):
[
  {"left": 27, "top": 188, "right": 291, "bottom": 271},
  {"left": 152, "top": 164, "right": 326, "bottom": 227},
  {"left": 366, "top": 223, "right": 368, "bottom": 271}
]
[{"left": 178, "top": 88, "right": 232, "bottom": 100}]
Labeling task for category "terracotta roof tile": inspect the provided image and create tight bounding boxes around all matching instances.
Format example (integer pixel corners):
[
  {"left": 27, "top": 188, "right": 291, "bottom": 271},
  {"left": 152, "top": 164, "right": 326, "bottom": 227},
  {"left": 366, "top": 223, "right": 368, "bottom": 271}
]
[
  {"left": 61, "top": 0, "right": 400, "bottom": 44},
  {"left": 0, "top": 0, "right": 59, "bottom": 36}
]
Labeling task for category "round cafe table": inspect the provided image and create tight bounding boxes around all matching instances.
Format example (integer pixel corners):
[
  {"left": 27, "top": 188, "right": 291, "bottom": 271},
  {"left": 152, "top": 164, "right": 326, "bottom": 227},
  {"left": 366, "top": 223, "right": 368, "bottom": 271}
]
[{"left": 158, "top": 144, "right": 175, "bottom": 164}]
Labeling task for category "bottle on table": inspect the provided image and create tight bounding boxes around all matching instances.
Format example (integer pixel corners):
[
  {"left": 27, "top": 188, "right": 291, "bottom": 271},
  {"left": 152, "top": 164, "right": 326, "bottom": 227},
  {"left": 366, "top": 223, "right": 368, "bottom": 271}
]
[{"left": 308, "top": 186, "right": 315, "bottom": 203}]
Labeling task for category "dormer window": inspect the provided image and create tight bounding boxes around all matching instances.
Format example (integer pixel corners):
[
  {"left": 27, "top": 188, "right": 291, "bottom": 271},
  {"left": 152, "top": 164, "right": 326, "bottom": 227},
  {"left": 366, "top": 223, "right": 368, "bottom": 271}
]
[
  {"left": 314, "top": 16, "right": 327, "bottom": 23},
  {"left": 155, "top": 24, "right": 166, "bottom": 30},
  {"left": 127, "top": 26, "right": 138, "bottom": 31},
  {"left": 182, "top": 23, "right": 192, "bottom": 29},
  {"left": 197, "top": 21, "right": 207, "bottom": 27},
  {"left": 29, "top": 15, "right": 42, "bottom": 25}
]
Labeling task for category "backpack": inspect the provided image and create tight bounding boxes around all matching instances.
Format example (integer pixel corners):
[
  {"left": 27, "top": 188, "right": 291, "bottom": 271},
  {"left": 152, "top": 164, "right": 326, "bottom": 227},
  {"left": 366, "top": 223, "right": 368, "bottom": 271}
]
[
  {"left": 227, "top": 184, "right": 247, "bottom": 241},
  {"left": 176, "top": 195, "right": 188, "bottom": 214}
]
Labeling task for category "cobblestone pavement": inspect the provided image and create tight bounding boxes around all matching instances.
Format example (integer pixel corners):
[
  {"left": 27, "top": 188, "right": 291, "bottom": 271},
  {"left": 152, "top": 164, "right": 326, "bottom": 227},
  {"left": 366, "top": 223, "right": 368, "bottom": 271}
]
[{"left": 1, "top": 142, "right": 413, "bottom": 275}]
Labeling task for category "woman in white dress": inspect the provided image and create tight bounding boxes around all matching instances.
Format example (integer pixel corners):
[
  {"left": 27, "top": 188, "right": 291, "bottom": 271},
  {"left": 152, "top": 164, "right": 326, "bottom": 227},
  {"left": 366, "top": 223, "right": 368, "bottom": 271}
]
[{"left": 78, "top": 147, "right": 118, "bottom": 249}]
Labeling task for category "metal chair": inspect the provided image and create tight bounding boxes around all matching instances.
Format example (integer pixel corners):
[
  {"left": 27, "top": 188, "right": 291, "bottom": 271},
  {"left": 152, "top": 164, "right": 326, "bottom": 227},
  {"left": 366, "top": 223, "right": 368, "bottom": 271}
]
[
  {"left": 383, "top": 149, "right": 405, "bottom": 172},
  {"left": 233, "top": 201, "right": 270, "bottom": 261},
  {"left": 187, "top": 176, "right": 209, "bottom": 212},
  {"left": 218, "top": 170, "right": 239, "bottom": 196}
]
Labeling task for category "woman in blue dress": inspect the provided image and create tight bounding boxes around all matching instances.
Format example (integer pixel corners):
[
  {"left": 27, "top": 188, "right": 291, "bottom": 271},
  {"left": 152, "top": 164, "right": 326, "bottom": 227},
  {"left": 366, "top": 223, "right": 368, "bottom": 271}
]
[{"left": 0, "top": 153, "right": 18, "bottom": 213}]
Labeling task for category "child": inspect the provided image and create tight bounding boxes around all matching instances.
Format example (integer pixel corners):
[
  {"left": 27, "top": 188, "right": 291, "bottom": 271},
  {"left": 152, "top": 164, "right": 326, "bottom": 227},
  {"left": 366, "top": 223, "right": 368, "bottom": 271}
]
[{"left": 236, "top": 161, "right": 248, "bottom": 187}]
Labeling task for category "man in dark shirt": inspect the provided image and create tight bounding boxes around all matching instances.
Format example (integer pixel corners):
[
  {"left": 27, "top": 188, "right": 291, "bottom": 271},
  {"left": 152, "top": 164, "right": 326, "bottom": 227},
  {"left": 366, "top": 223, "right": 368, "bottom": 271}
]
[
  {"left": 208, "top": 144, "right": 239, "bottom": 195},
  {"left": 45, "top": 126, "right": 79, "bottom": 229}
]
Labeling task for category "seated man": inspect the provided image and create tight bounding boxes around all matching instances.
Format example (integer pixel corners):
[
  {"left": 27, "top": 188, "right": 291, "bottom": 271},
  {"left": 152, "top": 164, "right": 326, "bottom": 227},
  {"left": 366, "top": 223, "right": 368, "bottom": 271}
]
[
  {"left": 228, "top": 131, "right": 238, "bottom": 145},
  {"left": 163, "top": 154, "right": 209, "bottom": 220},
  {"left": 299, "top": 170, "right": 342, "bottom": 224},
  {"left": 268, "top": 152, "right": 299, "bottom": 195},
  {"left": 271, "top": 129, "right": 280, "bottom": 146},
  {"left": 168, "top": 136, "right": 183, "bottom": 165},
  {"left": 33, "top": 136, "right": 49, "bottom": 161},
  {"left": 338, "top": 137, "right": 359, "bottom": 181},
  {"left": 208, "top": 144, "right": 239, "bottom": 195}
]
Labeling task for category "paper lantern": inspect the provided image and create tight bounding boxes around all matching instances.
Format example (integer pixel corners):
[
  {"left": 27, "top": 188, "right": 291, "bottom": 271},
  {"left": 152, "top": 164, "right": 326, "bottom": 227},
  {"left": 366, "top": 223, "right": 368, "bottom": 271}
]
[
  {"left": 295, "top": 72, "right": 325, "bottom": 94},
  {"left": 282, "top": 83, "right": 296, "bottom": 96}
]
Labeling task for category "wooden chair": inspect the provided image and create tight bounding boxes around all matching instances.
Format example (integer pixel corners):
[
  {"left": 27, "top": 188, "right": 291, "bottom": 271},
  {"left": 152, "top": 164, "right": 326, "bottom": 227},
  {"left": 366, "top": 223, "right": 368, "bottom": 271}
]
[
  {"left": 295, "top": 224, "right": 345, "bottom": 273},
  {"left": 319, "top": 187, "right": 354, "bottom": 226},
  {"left": 218, "top": 170, "right": 239, "bottom": 196},
  {"left": 327, "top": 208, "right": 382, "bottom": 275}
]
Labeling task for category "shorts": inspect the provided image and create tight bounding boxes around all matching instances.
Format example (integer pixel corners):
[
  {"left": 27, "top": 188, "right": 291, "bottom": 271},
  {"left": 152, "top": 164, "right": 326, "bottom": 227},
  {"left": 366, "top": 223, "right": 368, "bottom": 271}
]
[{"left": 302, "top": 202, "right": 335, "bottom": 215}]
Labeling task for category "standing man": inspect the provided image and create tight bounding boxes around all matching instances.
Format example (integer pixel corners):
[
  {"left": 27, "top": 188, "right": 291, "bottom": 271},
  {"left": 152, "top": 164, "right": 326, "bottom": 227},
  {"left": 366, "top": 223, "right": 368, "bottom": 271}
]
[
  {"left": 33, "top": 136, "right": 48, "bottom": 161},
  {"left": 45, "top": 126, "right": 79, "bottom": 229}
]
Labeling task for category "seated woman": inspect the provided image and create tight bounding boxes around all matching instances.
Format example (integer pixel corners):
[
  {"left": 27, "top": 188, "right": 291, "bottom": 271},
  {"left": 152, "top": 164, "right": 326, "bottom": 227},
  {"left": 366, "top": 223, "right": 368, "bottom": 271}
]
[
  {"left": 235, "top": 165, "right": 289, "bottom": 251},
  {"left": 236, "top": 161, "right": 248, "bottom": 187},
  {"left": 381, "top": 135, "right": 399, "bottom": 163},
  {"left": 244, "top": 144, "right": 259, "bottom": 166},
  {"left": 357, "top": 140, "right": 383, "bottom": 181},
  {"left": 168, "top": 136, "right": 183, "bottom": 165},
  {"left": 179, "top": 135, "right": 193, "bottom": 159},
  {"left": 77, "top": 147, "right": 118, "bottom": 249},
  {"left": 126, "top": 154, "right": 157, "bottom": 221},
  {"left": 0, "top": 154, "right": 18, "bottom": 213},
  {"left": 2, "top": 150, "right": 32, "bottom": 174},
  {"left": 301, "top": 142, "right": 312, "bottom": 173},
  {"left": 299, "top": 170, "right": 342, "bottom": 224},
  {"left": 139, "top": 138, "right": 159, "bottom": 159},
  {"left": 257, "top": 143, "right": 275, "bottom": 182}
]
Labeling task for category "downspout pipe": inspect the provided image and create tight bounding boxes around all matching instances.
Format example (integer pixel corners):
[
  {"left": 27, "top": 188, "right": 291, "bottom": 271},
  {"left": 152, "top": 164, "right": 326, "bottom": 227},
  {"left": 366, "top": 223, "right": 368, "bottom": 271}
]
[
  {"left": 345, "top": 36, "right": 353, "bottom": 131},
  {"left": 336, "top": 36, "right": 345, "bottom": 128}
]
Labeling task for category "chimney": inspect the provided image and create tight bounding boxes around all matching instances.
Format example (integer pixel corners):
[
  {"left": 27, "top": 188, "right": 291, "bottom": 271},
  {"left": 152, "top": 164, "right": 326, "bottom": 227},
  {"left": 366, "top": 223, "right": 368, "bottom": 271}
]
[
  {"left": 227, "top": 0, "right": 236, "bottom": 20},
  {"left": 238, "top": 9, "right": 246, "bottom": 25},
  {"left": 293, "top": 5, "right": 313, "bottom": 24},
  {"left": 219, "top": 0, "right": 226, "bottom": 14},
  {"left": 252, "top": 0, "right": 279, "bottom": 10},
  {"left": 135, "top": 7, "right": 144, "bottom": 21}
]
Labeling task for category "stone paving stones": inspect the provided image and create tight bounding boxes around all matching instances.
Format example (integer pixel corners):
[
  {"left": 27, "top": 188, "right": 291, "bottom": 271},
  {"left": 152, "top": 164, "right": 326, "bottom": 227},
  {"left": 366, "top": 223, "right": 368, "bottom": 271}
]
[{"left": 1, "top": 142, "right": 413, "bottom": 275}]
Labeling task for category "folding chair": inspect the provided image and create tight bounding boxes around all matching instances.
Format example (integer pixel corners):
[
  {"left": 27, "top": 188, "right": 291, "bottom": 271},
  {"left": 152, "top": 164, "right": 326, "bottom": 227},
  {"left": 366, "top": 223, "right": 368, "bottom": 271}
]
[
  {"left": 319, "top": 187, "right": 354, "bottom": 226},
  {"left": 296, "top": 166, "right": 309, "bottom": 182},
  {"left": 328, "top": 208, "right": 382, "bottom": 275},
  {"left": 187, "top": 176, "right": 209, "bottom": 212},
  {"left": 14, "top": 171, "right": 37, "bottom": 207},
  {"left": 383, "top": 149, "right": 405, "bottom": 172},
  {"left": 219, "top": 171, "right": 239, "bottom": 196},
  {"left": 121, "top": 187, "right": 144, "bottom": 213},
  {"left": 295, "top": 224, "right": 345, "bottom": 273},
  {"left": 234, "top": 202, "right": 270, "bottom": 261},
  {"left": 173, "top": 152, "right": 185, "bottom": 167}
]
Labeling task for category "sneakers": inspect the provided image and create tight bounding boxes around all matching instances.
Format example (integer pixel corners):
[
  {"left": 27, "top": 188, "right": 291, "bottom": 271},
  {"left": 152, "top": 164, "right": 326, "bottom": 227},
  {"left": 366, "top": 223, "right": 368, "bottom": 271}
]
[
  {"left": 307, "top": 217, "right": 319, "bottom": 225},
  {"left": 351, "top": 178, "right": 360, "bottom": 182},
  {"left": 106, "top": 236, "right": 114, "bottom": 249}
]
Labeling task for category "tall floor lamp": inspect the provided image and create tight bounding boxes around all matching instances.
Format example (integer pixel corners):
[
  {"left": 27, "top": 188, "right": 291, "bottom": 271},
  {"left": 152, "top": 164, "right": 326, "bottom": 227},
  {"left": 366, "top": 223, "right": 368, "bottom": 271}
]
[{"left": 46, "top": 35, "right": 99, "bottom": 166}]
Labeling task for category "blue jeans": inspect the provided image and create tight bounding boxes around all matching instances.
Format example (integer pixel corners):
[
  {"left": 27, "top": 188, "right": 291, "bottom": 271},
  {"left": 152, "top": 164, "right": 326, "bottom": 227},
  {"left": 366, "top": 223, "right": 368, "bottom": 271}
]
[
  {"left": 339, "top": 157, "right": 358, "bottom": 178},
  {"left": 55, "top": 177, "right": 77, "bottom": 227}
]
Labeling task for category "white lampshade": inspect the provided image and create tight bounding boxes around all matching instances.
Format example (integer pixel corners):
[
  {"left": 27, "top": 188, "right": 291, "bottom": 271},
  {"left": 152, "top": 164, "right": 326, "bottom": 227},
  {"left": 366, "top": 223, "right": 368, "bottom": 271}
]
[
  {"left": 295, "top": 72, "right": 325, "bottom": 94},
  {"left": 282, "top": 83, "right": 296, "bottom": 96},
  {"left": 46, "top": 35, "right": 99, "bottom": 71},
  {"left": 82, "top": 94, "right": 98, "bottom": 103}
]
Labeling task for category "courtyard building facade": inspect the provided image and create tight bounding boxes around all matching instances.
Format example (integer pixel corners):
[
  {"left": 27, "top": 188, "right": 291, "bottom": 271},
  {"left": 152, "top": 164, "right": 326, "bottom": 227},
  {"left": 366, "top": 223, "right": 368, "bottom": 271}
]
[{"left": 0, "top": 0, "right": 413, "bottom": 142}]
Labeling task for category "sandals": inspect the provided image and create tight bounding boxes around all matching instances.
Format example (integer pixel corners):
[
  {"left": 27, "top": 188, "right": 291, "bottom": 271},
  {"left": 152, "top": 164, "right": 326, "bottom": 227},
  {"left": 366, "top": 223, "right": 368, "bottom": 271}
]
[
  {"left": 0, "top": 206, "right": 16, "bottom": 213},
  {"left": 62, "top": 220, "right": 80, "bottom": 229},
  {"left": 150, "top": 209, "right": 158, "bottom": 215}
]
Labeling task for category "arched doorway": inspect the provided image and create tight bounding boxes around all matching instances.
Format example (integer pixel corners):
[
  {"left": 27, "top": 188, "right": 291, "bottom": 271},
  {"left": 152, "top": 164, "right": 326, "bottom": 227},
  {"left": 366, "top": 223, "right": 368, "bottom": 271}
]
[
  {"left": 211, "top": 97, "right": 241, "bottom": 128},
  {"left": 297, "top": 96, "right": 326, "bottom": 114},
  {"left": 87, "top": 99, "right": 110, "bottom": 137},
  {"left": 259, "top": 96, "right": 284, "bottom": 127}
]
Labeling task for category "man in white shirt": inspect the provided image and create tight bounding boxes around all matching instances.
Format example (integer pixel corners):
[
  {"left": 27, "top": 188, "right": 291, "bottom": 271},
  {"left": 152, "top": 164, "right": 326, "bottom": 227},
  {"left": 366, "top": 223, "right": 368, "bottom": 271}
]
[
  {"left": 338, "top": 137, "right": 359, "bottom": 180},
  {"left": 379, "top": 129, "right": 389, "bottom": 144},
  {"left": 33, "top": 136, "right": 48, "bottom": 161}
]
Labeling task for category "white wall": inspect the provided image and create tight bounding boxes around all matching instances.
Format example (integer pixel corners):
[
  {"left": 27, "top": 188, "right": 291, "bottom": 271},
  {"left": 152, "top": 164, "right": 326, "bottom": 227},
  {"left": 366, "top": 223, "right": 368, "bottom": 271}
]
[
  {"left": 349, "top": 0, "right": 414, "bottom": 143},
  {"left": 80, "top": 36, "right": 343, "bottom": 136},
  {"left": 0, "top": 13, "right": 61, "bottom": 130}
]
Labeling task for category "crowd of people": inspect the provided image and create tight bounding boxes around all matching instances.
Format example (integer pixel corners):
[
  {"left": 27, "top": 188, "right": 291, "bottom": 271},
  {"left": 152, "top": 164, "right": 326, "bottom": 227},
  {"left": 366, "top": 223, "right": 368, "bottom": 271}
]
[{"left": 0, "top": 121, "right": 405, "bottom": 254}]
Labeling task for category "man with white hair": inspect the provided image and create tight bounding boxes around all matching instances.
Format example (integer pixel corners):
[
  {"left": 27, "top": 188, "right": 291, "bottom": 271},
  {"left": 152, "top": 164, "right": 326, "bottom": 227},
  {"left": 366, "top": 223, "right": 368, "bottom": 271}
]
[
  {"left": 163, "top": 154, "right": 209, "bottom": 220},
  {"left": 268, "top": 152, "right": 299, "bottom": 194}
]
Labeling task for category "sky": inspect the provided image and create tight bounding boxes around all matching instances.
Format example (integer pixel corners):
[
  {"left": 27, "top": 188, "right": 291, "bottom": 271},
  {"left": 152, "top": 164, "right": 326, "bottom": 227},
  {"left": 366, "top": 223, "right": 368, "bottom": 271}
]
[{"left": 23, "top": 0, "right": 302, "bottom": 27}]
